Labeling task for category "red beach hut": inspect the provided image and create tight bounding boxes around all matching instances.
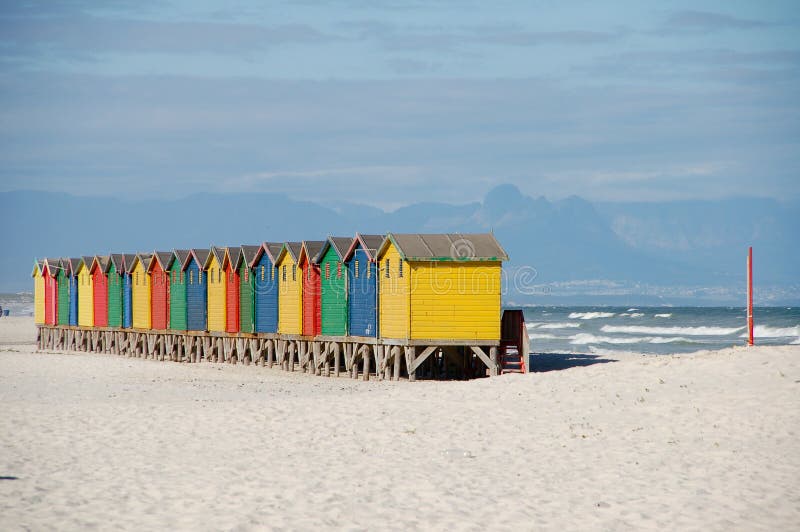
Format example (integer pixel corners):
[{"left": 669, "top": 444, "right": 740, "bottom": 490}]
[
  {"left": 148, "top": 251, "right": 173, "bottom": 330},
  {"left": 299, "top": 240, "right": 324, "bottom": 337},
  {"left": 91, "top": 256, "right": 109, "bottom": 327},
  {"left": 43, "top": 258, "right": 59, "bottom": 325},
  {"left": 223, "top": 247, "right": 240, "bottom": 333}
]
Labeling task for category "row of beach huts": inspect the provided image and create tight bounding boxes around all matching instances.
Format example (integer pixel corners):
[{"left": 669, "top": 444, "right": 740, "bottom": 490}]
[{"left": 33, "top": 233, "right": 528, "bottom": 379}]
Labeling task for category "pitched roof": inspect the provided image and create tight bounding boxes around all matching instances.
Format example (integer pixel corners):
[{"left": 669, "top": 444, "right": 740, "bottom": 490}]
[
  {"left": 44, "top": 257, "right": 62, "bottom": 276},
  {"left": 205, "top": 246, "right": 226, "bottom": 269},
  {"left": 80, "top": 256, "right": 94, "bottom": 271},
  {"left": 278, "top": 242, "right": 303, "bottom": 264},
  {"left": 377, "top": 233, "right": 509, "bottom": 262},
  {"left": 132, "top": 252, "right": 153, "bottom": 271},
  {"left": 343, "top": 233, "right": 385, "bottom": 262},
  {"left": 318, "top": 236, "right": 352, "bottom": 262},
  {"left": 251, "top": 242, "right": 285, "bottom": 267},
  {"left": 238, "top": 245, "right": 261, "bottom": 269},
  {"left": 90, "top": 255, "right": 109, "bottom": 273},
  {"left": 184, "top": 248, "right": 210, "bottom": 270},
  {"left": 31, "top": 259, "right": 43, "bottom": 277},
  {"left": 120, "top": 253, "right": 136, "bottom": 273},
  {"left": 172, "top": 250, "right": 190, "bottom": 270},
  {"left": 299, "top": 240, "right": 325, "bottom": 265},
  {"left": 225, "top": 246, "right": 242, "bottom": 270},
  {"left": 148, "top": 251, "right": 174, "bottom": 272},
  {"left": 107, "top": 253, "right": 125, "bottom": 273},
  {"left": 69, "top": 257, "right": 82, "bottom": 275}
]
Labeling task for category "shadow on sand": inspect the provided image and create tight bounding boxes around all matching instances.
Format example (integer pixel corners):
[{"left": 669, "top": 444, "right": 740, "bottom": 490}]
[{"left": 528, "top": 353, "right": 617, "bottom": 373}]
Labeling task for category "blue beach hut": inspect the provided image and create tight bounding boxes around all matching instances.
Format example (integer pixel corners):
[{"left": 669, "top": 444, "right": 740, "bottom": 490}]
[
  {"left": 184, "top": 248, "right": 209, "bottom": 332},
  {"left": 68, "top": 257, "right": 81, "bottom": 326},
  {"left": 121, "top": 253, "right": 134, "bottom": 328},
  {"left": 251, "top": 242, "right": 283, "bottom": 333},
  {"left": 344, "top": 234, "right": 384, "bottom": 337}
]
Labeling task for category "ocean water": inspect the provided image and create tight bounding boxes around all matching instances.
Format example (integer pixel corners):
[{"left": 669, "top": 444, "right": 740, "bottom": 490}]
[{"left": 523, "top": 306, "right": 800, "bottom": 355}]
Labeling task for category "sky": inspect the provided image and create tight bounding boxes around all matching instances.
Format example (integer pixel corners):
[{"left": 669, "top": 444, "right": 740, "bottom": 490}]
[{"left": 0, "top": 0, "right": 798, "bottom": 209}]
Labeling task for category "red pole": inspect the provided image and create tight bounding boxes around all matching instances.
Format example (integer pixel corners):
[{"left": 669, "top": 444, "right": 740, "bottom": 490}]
[{"left": 747, "top": 247, "right": 754, "bottom": 346}]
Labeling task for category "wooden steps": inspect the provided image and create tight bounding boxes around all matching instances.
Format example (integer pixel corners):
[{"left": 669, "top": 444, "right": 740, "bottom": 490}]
[
  {"left": 500, "top": 309, "right": 530, "bottom": 374},
  {"left": 500, "top": 340, "right": 525, "bottom": 374}
]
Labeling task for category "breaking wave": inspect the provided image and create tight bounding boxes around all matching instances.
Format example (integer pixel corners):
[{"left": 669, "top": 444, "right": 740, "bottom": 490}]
[
  {"left": 738, "top": 325, "right": 800, "bottom": 338},
  {"left": 568, "top": 312, "right": 615, "bottom": 320},
  {"left": 600, "top": 325, "right": 744, "bottom": 336},
  {"left": 529, "top": 333, "right": 559, "bottom": 340},
  {"left": 654, "top": 313, "right": 672, "bottom": 318},
  {"left": 569, "top": 333, "right": 696, "bottom": 345}
]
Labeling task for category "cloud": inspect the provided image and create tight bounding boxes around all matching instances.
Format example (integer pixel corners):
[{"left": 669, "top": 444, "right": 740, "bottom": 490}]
[
  {"left": 1, "top": 72, "right": 797, "bottom": 206},
  {"left": 340, "top": 20, "right": 622, "bottom": 53},
  {"left": 656, "top": 10, "right": 771, "bottom": 35},
  {"left": 0, "top": 14, "right": 339, "bottom": 60},
  {"left": 574, "top": 48, "right": 800, "bottom": 85}
]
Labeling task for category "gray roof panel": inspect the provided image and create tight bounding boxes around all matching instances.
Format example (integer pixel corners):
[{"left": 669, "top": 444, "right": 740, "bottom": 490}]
[{"left": 382, "top": 233, "right": 508, "bottom": 262}]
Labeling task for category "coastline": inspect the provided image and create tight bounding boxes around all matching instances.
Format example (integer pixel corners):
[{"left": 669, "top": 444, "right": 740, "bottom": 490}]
[{"left": 1, "top": 317, "right": 799, "bottom": 530}]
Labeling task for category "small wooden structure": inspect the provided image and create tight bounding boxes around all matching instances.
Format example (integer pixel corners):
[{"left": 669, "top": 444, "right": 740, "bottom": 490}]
[
  {"left": 122, "top": 253, "right": 134, "bottom": 329},
  {"left": 376, "top": 233, "right": 508, "bottom": 378},
  {"left": 344, "top": 234, "right": 383, "bottom": 338},
  {"left": 77, "top": 256, "right": 94, "bottom": 327},
  {"left": 106, "top": 254, "right": 125, "bottom": 328},
  {"left": 223, "top": 247, "right": 241, "bottom": 334},
  {"left": 56, "top": 258, "right": 70, "bottom": 326},
  {"left": 318, "top": 236, "right": 351, "bottom": 336},
  {"left": 68, "top": 258, "right": 81, "bottom": 326},
  {"left": 131, "top": 253, "right": 153, "bottom": 330},
  {"left": 32, "top": 260, "right": 44, "bottom": 325},
  {"left": 277, "top": 242, "right": 303, "bottom": 335},
  {"left": 184, "top": 249, "right": 209, "bottom": 332},
  {"left": 205, "top": 246, "right": 227, "bottom": 333},
  {"left": 90, "top": 255, "right": 109, "bottom": 328},
  {"left": 168, "top": 250, "right": 190, "bottom": 331},
  {"left": 149, "top": 251, "right": 173, "bottom": 330},
  {"left": 299, "top": 240, "right": 324, "bottom": 337},
  {"left": 237, "top": 245, "right": 261, "bottom": 333},
  {"left": 252, "top": 242, "right": 282, "bottom": 333},
  {"left": 43, "top": 258, "right": 59, "bottom": 326}
]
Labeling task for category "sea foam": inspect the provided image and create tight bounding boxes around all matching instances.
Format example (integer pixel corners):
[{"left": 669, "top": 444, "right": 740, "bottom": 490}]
[
  {"left": 531, "top": 322, "right": 581, "bottom": 330},
  {"left": 568, "top": 312, "right": 615, "bottom": 320},
  {"left": 569, "top": 333, "right": 695, "bottom": 345},
  {"left": 654, "top": 313, "right": 672, "bottom": 318},
  {"left": 600, "top": 325, "right": 744, "bottom": 336}
]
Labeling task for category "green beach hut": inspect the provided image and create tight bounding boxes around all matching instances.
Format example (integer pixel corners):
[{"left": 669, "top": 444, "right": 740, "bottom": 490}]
[
  {"left": 106, "top": 254, "right": 125, "bottom": 328},
  {"left": 169, "top": 250, "right": 190, "bottom": 331},
  {"left": 56, "top": 258, "right": 70, "bottom": 326},
  {"left": 237, "top": 245, "right": 260, "bottom": 333},
  {"left": 318, "top": 236, "right": 352, "bottom": 336}
]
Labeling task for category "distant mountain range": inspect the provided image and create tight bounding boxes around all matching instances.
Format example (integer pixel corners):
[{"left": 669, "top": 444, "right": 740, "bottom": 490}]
[{"left": 2, "top": 186, "right": 797, "bottom": 305}]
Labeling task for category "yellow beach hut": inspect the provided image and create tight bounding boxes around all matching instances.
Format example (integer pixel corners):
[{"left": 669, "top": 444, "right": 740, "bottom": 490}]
[
  {"left": 276, "top": 242, "right": 303, "bottom": 335},
  {"left": 32, "top": 260, "right": 45, "bottom": 324},
  {"left": 377, "top": 233, "right": 508, "bottom": 342},
  {"left": 204, "top": 246, "right": 227, "bottom": 333},
  {"left": 131, "top": 253, "right": 153, "bottom": 329},
  {"left": 77, "top": 256, "right": 94, "bottom": 327}
]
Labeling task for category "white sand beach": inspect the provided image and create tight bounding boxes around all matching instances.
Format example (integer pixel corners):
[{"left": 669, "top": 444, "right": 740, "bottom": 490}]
[{"left": 1, "top": 317, "right": 798, "bottom": 530}]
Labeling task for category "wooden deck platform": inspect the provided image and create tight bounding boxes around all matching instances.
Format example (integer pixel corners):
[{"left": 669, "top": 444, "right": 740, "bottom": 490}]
[{"left": 35, "top": 325, "right": 503, "bottom": 380}]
